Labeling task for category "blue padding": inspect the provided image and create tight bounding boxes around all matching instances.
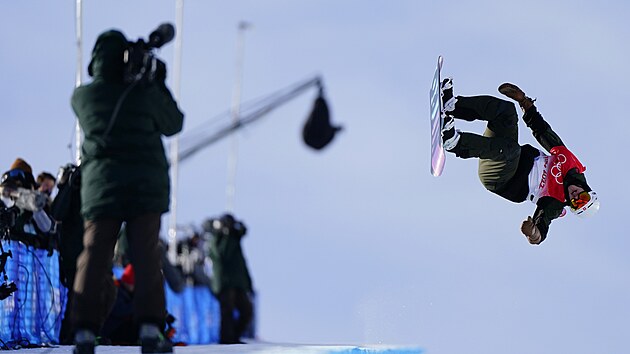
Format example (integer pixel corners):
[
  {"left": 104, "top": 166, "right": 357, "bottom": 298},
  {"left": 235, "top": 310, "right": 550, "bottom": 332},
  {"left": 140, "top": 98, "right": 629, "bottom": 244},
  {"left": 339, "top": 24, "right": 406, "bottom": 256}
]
[
  {"left": 0, "top": 240, "right": 67, "bottom": 347},
  {"left": 165, "top": 284, "right": 220, "bottom": 344},
  {"left": 0, "top": 240, "right": 222, "bottom": 347}
]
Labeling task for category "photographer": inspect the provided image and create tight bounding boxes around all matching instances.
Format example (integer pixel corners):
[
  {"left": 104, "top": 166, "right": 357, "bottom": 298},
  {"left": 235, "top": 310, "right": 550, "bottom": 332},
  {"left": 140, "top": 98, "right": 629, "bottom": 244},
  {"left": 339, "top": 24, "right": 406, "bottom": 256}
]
[
  {"left": 70, "top": 27, "right": 183, "bottom": 354},
  {"left": 0, "top": 158, "right": 53, "bottom": 243},
  {"left": 204, "top": 213, "right": 254, "bottom": 344},
  {"left": 0, "top": 158, "right": 52, "bottom": 301}
]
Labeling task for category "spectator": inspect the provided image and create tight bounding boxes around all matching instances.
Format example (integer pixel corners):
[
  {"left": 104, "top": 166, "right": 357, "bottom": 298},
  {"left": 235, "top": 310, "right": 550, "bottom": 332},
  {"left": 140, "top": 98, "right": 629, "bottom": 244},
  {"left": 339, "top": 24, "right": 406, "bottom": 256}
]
[
  {"left": 36, "top": 171, "right": 56, "bottom": 215},
  {"left": 101, "top": 262, "right": 179, "bottom": 346},
  {"left": 70, "top": 28, "right": 183, "bottom": 354},
  {"left": 204, "top": 213, "right": 254, "bottom": 344},
  {"left": 100, "top": 264, "right": 137, "bottom": 345},
  {"left": 175, "top": 232, "right": 212, "bottom": 289},
  {"left": 36, "top": 171, "right": 56, "bottom": 197}
]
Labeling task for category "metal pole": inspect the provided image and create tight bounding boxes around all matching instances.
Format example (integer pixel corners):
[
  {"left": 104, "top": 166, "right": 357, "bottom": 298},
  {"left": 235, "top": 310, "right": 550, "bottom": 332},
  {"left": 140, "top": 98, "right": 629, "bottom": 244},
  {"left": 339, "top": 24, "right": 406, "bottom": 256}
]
[
  {"left": 168, "top": 0, "right": 184, "bottom": 263},
  {"left": 225, "top": 21, "right": 251, "bottom": 213},
  {"left": 74, "top": 0, "right": 83, "bottom": 165}
]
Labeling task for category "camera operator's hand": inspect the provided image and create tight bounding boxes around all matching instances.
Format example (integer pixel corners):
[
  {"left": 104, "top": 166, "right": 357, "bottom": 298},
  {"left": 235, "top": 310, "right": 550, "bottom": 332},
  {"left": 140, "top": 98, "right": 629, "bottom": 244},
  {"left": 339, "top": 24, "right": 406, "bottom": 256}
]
[
  {"left": 232, "top": 221, "right": 247, "bottom": 237},
  {"left": 154, "top": 58, "right": 167, "bottom": 83}
]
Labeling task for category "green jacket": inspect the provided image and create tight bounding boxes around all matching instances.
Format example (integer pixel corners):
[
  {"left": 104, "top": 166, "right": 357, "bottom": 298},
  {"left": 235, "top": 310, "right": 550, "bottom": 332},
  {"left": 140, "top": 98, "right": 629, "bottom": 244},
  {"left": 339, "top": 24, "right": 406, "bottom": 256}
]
[
  {"left": 71, "top": 30, "right": 183, "bottom": 220},
  {"left": 208, "top": 229, "right": 253, "bottom": 294}
]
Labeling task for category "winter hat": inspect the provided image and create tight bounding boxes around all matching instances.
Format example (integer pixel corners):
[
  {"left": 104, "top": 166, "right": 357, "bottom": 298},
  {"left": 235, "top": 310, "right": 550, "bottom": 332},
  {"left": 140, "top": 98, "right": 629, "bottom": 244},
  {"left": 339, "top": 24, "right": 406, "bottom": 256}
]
[
  {"left": 10, "top": 158, "right": 33, "bottom": 175},
  {"left": 2, "top": 158, "right": 36, "bottom": 188}
]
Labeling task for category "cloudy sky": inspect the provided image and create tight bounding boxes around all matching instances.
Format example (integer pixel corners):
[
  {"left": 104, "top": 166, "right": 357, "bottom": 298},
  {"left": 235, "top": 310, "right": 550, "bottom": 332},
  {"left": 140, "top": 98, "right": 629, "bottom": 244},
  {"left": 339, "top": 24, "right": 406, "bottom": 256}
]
[{"left": 2, "top": 1, "right": 629, "bottom": 354}]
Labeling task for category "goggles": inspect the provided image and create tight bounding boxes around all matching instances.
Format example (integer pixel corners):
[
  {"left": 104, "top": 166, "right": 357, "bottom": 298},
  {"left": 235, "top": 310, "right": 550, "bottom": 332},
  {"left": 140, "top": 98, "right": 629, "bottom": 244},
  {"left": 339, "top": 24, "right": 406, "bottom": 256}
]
[
  {"left": 1, "top": 169, "right": 28, "bottom": 186},
  {"left": 570, "top": 191, "right": 591, "bottom": 210}
]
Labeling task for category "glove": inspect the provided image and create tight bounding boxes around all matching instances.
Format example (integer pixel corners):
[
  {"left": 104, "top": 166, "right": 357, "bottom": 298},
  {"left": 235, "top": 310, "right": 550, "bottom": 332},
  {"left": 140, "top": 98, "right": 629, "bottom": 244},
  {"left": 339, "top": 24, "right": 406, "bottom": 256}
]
[
  {"left": 154, "top": 58, "right": 167, "bottom": 83},
  {"left": 521, "top": 216, "right": 542, "bottom": 245},
  {"left": 14, "top": 189, "right": 47, "bottom": 212}
]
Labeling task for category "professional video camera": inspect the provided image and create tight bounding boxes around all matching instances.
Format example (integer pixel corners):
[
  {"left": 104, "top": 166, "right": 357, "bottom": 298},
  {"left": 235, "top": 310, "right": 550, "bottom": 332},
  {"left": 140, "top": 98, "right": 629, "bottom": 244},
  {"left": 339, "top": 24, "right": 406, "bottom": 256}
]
[
  {"left": 0, "top": 247, "right": 16, "bottom": 300},
  {"left": 0, "top": 202, "right": 17, "bottom": 300},
  {"left": 202, "top": 213, "right": 247, "bottom": 238},
  {"left": 0, "top": 189, "right": 21, "bottom": 300},
  {"left": 0, "top": 204, "right": 17, "bottom": 236},
  {"left": 123, "top": 23, "right": 175, "bottom": 84}
]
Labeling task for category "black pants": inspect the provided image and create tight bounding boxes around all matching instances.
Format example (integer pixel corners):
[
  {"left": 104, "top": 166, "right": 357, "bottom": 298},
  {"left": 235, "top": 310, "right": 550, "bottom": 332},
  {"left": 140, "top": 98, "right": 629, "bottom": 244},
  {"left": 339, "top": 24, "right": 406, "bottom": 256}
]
[
  {"left": 72, "top": 213, "right": 166, "bottom": 333},
  {"left": 449, "top": 95, "right": 522, "bottom": 193},
  {"left": 218, "top": 288, "right": 253, "bottom": 344}
]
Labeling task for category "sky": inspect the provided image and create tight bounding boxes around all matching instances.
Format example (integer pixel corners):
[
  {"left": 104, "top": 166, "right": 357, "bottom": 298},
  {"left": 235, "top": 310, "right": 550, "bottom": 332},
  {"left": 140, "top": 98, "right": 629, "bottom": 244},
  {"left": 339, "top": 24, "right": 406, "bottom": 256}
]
[{"left": 2, "top": 1, "right": 630, "bottom": 354}]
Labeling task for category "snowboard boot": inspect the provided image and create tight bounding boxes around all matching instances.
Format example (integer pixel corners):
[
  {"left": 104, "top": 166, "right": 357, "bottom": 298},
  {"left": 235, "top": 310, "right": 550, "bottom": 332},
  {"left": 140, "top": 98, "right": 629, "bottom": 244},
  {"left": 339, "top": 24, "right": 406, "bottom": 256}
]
[
  {"left": 440, "top": 77, "right": 457, "bottom": 112},
  {"left": 441, "top": 113, "right": 460, "bottom": 151},
  {"left": 498, "top": 83, "right": 536, "bottom": 112},
  {"left": 440, "top": 77, "right": 460, "bottom": 151}
]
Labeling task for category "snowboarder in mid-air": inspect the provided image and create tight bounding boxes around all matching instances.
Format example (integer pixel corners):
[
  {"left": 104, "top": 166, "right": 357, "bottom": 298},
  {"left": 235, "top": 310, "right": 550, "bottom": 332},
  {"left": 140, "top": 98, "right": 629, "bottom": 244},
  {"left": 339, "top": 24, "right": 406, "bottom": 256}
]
[{"left": 439, "top": 79, "right": 599, "bottom": 244}]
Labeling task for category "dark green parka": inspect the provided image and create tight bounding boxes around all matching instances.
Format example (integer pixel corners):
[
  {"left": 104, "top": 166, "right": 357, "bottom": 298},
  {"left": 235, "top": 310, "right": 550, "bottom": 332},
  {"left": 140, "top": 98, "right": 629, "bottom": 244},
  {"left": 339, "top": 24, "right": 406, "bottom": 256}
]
[
  {"left": 71, "top": 30, "right": 183, "bottom": 220},
  {"left": 208, "top": 217, "right": 253, "bottom": 294}
]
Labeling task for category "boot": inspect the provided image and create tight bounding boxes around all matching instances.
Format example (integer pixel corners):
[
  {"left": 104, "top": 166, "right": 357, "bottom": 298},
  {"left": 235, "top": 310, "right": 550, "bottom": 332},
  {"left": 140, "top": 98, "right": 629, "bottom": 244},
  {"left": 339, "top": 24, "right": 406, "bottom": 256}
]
[
  {"left": 73, "top": 342, "right": 95, "bottom": 354},
  {"left": 140, "top": 324, "right": 173, "bottom": 354},
  {"left": 441, "top": 77, "right": 457, "bottom": 112},
  {"left": 498, "top": 83, "right": 535, "bottom": 112},
  {"left": 141, "top": 335, "right": 173, "bottom": 354},
  {"left": 440, "top": 77, "right": 460, "bottom": 151},
  {"left": 73, "top": 330, "right": 95, "bottom": 354},
  {"left": 441, "top": 113, "right": 460, "bottom": 151}
]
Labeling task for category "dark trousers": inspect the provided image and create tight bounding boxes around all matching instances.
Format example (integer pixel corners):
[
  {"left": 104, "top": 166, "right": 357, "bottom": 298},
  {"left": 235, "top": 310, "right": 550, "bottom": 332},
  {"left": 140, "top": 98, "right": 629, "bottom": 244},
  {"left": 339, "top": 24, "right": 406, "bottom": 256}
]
[
  {"left": 449, "top": 95, "right": 522, "bottom": 193},
  {"left": 72, "top": 213, "right": 166, "bottom": 333},
  {"left": 218, "top": 288, "right": 253, "bottom": 344}
]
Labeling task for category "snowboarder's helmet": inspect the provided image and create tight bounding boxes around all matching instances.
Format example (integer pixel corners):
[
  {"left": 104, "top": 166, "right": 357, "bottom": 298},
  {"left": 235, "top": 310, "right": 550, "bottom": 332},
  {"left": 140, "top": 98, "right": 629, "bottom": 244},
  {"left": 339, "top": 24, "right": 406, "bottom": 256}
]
[{"left": 569, "top": 191, "right": 599, "bottom": 218}]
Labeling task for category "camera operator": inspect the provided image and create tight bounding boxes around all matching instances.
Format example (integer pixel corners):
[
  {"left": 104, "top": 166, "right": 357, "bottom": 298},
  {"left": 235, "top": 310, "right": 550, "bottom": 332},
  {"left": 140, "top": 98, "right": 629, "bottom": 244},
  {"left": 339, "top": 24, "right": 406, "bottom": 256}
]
[
  {"left": 70, "top": 27, "right": 183, "bottom": 354},
  {"left": 203, "top": 213, "right": 254, "bottom": 344}
]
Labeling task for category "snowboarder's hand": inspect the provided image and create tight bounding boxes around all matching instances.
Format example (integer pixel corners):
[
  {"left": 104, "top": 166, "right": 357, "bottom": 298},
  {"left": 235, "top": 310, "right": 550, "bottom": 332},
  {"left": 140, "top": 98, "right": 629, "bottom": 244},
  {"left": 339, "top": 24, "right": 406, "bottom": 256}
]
[{"left": 521, "top": 217, "right": 542, "bottom": 245}]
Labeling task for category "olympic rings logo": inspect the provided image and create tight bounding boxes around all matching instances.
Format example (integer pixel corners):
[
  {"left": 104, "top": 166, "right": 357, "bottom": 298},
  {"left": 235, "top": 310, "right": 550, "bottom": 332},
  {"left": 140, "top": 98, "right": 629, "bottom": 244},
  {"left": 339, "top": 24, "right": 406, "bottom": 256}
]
[{"left": 550, "top": 153, "right": 567, "bottom": 185}]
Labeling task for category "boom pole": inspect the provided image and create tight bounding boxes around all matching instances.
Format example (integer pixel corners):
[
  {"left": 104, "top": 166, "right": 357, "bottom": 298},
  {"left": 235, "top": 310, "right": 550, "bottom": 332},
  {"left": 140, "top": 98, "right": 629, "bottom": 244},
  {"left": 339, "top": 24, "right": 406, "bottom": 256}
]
[{"left": 177, "top": 76, "right": 322, "bottom": 164}]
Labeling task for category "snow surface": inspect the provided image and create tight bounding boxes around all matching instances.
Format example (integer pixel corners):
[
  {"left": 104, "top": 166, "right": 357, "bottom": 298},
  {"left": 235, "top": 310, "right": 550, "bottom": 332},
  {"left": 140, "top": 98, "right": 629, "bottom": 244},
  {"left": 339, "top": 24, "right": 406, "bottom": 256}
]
[{"left": 14, "top": 344, "right": 423, "bottom": 354}]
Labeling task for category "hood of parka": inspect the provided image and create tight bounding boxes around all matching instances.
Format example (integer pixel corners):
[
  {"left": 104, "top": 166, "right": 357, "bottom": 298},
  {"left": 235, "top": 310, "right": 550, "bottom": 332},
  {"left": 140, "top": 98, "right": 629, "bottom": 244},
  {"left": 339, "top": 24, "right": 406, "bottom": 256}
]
[{"left": 87, "top": 30, "right": 127, "bottom": 82}]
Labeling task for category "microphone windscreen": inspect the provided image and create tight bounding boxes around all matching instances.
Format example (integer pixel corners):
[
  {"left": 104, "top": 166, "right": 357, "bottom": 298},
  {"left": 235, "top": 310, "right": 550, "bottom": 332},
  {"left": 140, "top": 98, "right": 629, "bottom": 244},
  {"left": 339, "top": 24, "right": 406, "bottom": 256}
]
[
  {"left": 302, "top": 96, "right": 341, "bottom": 150},
  {"left": 149, "top": 23, "right": 175, "bottom": 48}
]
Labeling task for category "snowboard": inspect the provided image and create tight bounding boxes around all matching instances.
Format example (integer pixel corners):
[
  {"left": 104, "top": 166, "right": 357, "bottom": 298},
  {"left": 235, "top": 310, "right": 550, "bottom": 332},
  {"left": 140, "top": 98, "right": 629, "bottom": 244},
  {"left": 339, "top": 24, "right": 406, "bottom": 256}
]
[{"left": 429, "top": 55, "right": 445, "bottom": 176}]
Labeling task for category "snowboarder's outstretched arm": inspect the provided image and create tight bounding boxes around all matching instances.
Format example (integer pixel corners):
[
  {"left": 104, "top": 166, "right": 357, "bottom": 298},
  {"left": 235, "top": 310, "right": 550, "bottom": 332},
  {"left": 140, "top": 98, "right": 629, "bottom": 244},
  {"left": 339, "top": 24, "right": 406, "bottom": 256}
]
[
  {"left": 498, "top": 83, "right": 566, "bottom": 152},
  {"left": 523, "top": 107, "right": 565, "bottom": 153},
  {"left": 521, "top": 197, "right": 566, "bottom": 244}
]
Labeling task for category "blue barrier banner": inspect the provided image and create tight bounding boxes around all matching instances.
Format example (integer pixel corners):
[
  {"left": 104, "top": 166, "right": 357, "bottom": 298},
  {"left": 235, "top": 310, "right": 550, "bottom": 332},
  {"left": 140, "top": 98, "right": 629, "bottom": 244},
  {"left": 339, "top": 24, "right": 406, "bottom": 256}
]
[
  {"left": 165, "top": 285, "right": 220, "bottom": 344},
  {"left": 0, "top": 240, "right": 67, "bottom": 347},
  {"left": 0, "top": 243, "right": 239, "bottom": 347}
]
